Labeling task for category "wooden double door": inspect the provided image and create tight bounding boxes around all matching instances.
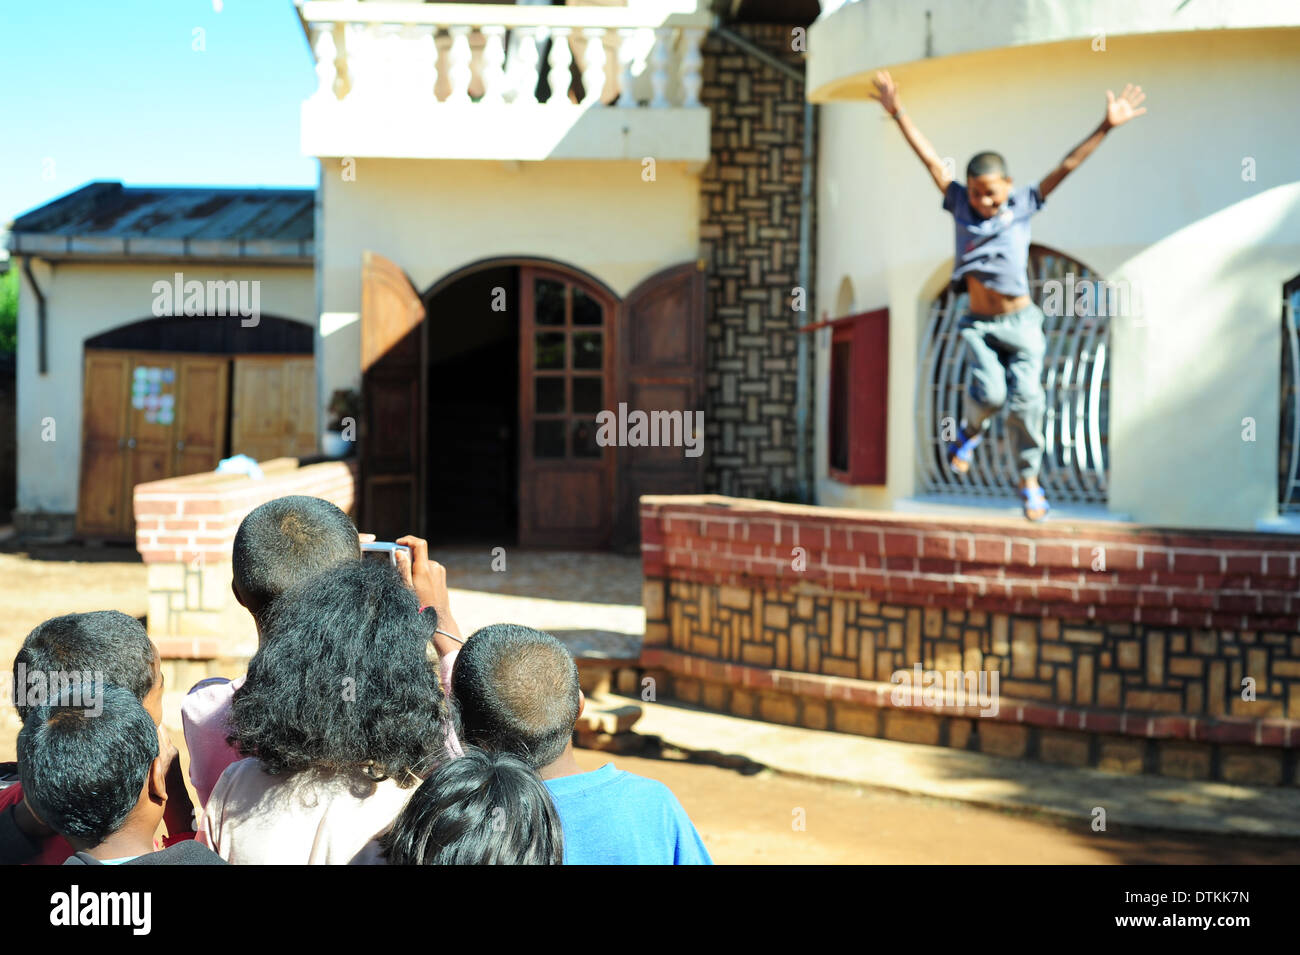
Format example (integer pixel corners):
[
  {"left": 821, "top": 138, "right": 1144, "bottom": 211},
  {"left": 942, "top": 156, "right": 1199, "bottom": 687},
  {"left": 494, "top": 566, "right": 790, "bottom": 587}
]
[
  {"left": 78, "top": 349, "right": 316, "bottom": 538},
  {"left": 360, "top": 253, "right": 706, "bottom": 549}
]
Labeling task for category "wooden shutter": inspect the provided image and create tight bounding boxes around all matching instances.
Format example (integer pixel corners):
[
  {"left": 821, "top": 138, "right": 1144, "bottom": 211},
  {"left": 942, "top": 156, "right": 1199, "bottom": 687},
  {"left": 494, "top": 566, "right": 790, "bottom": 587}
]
[
  {"left": 828, "top": 308, "right": 889, "bottom": 485},
  {"left": 613, "top": 262, "right": 707, "bottom": 550},
  {"left": 360, "top": 251, "right": 426, "bottom": 540}
]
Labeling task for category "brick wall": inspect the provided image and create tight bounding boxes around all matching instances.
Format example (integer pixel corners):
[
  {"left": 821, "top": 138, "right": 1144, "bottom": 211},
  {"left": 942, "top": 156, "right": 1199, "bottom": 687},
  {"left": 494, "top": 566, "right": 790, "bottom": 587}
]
[
  {"left": 134, "top": 457, "right": 358, "bottom": 656},
  {"left": 639, "top": 495, "right": 1300, "bottom": 785},
  {"left": 699, "top": 24, "right": 811, "bottom": 501}
]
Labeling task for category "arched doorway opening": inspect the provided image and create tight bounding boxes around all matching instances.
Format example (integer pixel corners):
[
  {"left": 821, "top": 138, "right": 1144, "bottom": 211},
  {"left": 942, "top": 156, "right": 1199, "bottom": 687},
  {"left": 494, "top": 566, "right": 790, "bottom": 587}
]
[{"left": 360, "top": 254, "right": 705, "bottom": 549}]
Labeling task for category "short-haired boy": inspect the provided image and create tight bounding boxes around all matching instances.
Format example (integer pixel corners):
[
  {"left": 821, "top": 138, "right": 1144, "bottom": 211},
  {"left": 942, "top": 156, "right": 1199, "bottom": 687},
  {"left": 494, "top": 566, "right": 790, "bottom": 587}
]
[
  {"left": 872, "top": 70, "right": 1146, "bottom": 520},
  {"left": 452, "top": 623, "right": 712, "bottom": 865},
  {"left": 20, "top": 683, "right": 223, "bottom": 865}
]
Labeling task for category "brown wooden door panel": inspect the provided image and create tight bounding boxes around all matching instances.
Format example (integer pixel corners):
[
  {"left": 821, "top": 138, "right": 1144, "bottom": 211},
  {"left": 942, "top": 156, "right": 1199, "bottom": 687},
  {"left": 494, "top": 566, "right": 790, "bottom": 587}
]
[
  {"left": 517, "top": 266, "right": 616, "bottom": 548},
  {"left": 614, "top": 262, "right": 707, "bottom": 549},
  {"left": 230, "top": 355, "right": 317, "bottom": 463},
  {"left": 174, "top": 357, "right": 229, "bottom": 476},
  {"left": 360, "top": 251, "right": 426, "bottom": 540},
  {"left": 77, "top": 351, "right": 132, "bottom": 537}
]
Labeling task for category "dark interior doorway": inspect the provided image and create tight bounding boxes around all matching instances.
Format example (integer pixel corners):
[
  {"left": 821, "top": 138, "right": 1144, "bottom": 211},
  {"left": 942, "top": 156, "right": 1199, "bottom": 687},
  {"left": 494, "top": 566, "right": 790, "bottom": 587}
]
[{"left": 424, "top": 266, "right": 519, "bottom": 543}]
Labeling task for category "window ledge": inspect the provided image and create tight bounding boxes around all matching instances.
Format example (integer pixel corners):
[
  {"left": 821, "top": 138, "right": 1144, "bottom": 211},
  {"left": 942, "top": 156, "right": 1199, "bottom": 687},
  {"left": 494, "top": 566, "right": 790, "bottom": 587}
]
[{"left": 894, "top": 494, "right": 1130, "bottom": 524}]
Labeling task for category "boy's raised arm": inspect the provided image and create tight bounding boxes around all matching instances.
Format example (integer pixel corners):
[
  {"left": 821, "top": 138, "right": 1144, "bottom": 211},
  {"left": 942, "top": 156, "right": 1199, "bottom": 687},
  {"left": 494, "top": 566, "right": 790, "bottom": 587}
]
[
  {"left": 871, "top": 70, "right": 951, "bottom": 194},
  {"left": 1038, "top": 84, "right": 1146, "bottom": 199}
]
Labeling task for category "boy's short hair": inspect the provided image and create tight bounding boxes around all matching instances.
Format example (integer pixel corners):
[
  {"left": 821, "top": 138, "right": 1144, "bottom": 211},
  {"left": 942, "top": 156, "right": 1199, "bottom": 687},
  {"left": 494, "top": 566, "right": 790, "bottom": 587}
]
[
  {"left": 12, "top": 611, "right": 155, "bottom": 722},
  {"left": 381, "top": 747, "right": 564, "bottom": 865},
  {"left": 231, "top": 495, "right": 361, "bottom": 619},
  {"left": 18, "top": 683, "right": 159, "bottom": 848},
  {"left": 451, "top": 624, "right": 581, "bottom": 771},
  {"left": 966, "top": 151, "right": 1008, "bottom": 179}
]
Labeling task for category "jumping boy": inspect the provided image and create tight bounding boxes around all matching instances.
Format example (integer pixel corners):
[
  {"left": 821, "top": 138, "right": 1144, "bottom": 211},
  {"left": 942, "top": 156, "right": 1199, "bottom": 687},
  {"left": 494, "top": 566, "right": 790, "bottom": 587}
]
[{"left": 872, "top": 70, "right": 1146, "bottom": 520}]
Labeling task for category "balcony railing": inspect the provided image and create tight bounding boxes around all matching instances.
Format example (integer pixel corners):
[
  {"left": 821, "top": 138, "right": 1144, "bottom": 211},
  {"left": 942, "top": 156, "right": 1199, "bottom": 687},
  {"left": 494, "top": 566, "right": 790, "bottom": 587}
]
[{"left": 296, "top": 1, "right": 713, "bottom": 161}]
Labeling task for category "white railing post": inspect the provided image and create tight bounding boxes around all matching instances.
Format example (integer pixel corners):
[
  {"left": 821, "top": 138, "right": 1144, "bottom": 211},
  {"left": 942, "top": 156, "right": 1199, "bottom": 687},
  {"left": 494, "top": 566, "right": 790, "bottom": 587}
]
[
  {"left": 481, "top": 25, "right": 507, "bottom": 104},
  {"left": 616, "top": 28, "right": 639, "bottom": 107},
  {"left": 581, "top": 27, "right": 608, "bottom": 105},
  {"left": 681, "top": 27, "right": 704, "bottom": 109},
  {"left": 547, "top": 27, "right": 573, "bottom": 105},
  {"left": 447, "top": 25, "right": 473, "bottom": 103},
  {"left": 310, "top": 25, "right": 339, "bottom": 101},
  {"left": 649, "top": 27, "right": 672, "bottom": 108},
  {"left": 513, "top": 27, "right": 542, "bottom": 105}
]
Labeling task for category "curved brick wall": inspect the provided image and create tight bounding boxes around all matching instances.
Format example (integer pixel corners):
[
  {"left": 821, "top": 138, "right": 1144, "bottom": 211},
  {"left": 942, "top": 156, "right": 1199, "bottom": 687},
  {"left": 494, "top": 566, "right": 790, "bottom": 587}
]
[{"left": 638, "top": 495, "right": 1300, "bottom": 786}]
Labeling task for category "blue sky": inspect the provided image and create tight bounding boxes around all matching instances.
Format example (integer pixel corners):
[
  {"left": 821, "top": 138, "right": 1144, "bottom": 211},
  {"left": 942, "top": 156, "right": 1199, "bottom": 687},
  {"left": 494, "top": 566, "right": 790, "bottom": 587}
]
[{"left": 0, "top": 0, "right": 317, "bottom": 228}]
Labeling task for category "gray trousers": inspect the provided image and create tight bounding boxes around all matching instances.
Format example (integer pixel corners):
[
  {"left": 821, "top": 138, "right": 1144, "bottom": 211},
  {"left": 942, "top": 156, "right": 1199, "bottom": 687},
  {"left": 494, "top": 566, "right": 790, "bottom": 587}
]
[{"left": 958, "top": 303, "right": 1046, "bottom": 480}]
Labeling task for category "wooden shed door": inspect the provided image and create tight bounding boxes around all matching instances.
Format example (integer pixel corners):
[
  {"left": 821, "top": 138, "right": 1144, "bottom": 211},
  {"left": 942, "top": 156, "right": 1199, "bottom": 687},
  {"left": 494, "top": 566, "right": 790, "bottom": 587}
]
[
  {"left": 78, "top": 350, "right": 231, "bottom": 539},
  {"left": 78, "top": 352, "right": 133, "bottom": 536},
  {"left": 517, "top": 267, "right": 616, "bottom": 548},
  {"left": 360, "top": 251, "right": 426, "bottom": 540},
  {"left": 613, "top": 262, "right": 707, "bottom": 550},
  {"left": 230, "top": 355, "right": 317, "bottom": 462}
]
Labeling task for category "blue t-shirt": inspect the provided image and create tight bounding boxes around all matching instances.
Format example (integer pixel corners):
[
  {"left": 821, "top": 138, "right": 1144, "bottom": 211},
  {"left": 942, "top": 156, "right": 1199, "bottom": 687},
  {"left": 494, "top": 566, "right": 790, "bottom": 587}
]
[
  {"left": 544, "top": 763, "right": 712, "bottom": 865},
  {"left": 944, "top": 180, "right": 1045, "bottom": 297}
]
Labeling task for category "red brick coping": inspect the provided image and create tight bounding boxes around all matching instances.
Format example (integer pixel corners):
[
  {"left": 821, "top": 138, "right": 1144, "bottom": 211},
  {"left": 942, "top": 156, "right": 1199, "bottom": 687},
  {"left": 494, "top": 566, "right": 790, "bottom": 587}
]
[
  {"left": 641, "top": 495, "right": 1300, "bottom": 633},
  {"left": 134, "top": 457, "right": 359, "bottom": 566}
]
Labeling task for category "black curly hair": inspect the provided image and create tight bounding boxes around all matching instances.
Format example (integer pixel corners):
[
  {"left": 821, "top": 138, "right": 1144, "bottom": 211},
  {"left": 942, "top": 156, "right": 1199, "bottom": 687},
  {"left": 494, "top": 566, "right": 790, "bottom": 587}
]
[
  {"left": 228, "top": 559, "right": 447, "bottom": 784},
  {"left": 380, "top": 747, "right": 564, "bottom": 865}
]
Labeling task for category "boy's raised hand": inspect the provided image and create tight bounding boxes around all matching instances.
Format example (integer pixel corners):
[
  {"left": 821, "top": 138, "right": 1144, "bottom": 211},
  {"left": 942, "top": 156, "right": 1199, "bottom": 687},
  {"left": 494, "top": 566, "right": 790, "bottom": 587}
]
[
  {"left": 1104, "top": 84, "right": 1147, "bottom": 129},
  {"left": 394, "top": 535, "right": 463, "bottom": 645},
  {"left": 870, "top": 70, "right": 899, "bottom": 114}
]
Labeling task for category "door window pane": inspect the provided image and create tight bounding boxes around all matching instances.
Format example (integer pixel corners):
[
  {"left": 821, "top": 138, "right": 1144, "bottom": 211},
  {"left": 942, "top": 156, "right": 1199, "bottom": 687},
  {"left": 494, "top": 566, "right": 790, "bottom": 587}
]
[
  {"left": 535, "top": 279, "right": 565, "bottom": 326},
  {"left": 534, "top": 420, "right": 566, "bottom": 458},
  {"left": 535, "top": 332, "right": 565, "bottom": 370},
  {"left": 535, "top": 377, "right": 565, "bottom": 414},
  {"left": 573, "top": 331, "right": 602, "bottom": 370},
  {"left": 573, "top": 287, "right": 602, "bottom": 326},
  {"left": 572, "top": 376, "right": 602, "bottom": 414},
  {"left": 573, "top": 419, "right": 602, "bottom": 458}
]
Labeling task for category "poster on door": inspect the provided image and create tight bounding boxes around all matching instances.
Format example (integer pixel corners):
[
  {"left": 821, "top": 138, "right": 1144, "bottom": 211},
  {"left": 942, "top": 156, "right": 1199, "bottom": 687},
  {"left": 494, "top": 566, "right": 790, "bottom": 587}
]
[{"left": 131, "top": 365, "right": 175, "bottom": 426}]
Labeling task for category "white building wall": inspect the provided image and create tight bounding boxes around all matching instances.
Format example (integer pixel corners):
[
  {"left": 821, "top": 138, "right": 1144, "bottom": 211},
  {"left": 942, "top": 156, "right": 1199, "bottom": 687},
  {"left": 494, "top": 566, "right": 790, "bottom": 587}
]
[
  {"left": 315, "top": 156, "right": 702, "bottom": 424},
  {"left": 15, "top": 261, "right": 314, "bottom": 516},
  {"left": 812, "top": 27, "right": 1300, "bottom": 530}
]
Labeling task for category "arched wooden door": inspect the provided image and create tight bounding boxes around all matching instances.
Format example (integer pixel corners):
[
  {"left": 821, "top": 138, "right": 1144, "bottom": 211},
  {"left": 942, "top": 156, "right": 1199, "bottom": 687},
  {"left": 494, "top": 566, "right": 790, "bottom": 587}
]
[
  {"left": 612, "top": 262, "right": 708, "bottom": 549},
  {"left": 517, "top": 265, "right": 617, "bottom": 548}
]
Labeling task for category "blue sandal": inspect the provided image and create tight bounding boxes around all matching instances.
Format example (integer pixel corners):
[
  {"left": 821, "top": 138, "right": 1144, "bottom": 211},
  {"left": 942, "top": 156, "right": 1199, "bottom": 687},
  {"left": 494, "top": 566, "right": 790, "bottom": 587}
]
[
  {"left": 1019, "top": 485, "right": 1051, "bottom": 522},
  {"left": 947, "top": 430, "right": 982, "bottom": 474}
]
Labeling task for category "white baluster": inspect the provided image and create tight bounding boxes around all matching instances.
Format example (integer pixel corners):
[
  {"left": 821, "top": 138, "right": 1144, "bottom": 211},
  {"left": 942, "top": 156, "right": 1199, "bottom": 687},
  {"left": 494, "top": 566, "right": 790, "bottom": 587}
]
[
  {"left": 310, "top": 25, "right": 338, "bottom": 101},
  {"left": 481, "top": 25, "right": 507, "bottom": 104},
  {"left": 581, "top": 28, "right": 607, "bottom": 106},
  {"left": 680, "top": 27, "right": 704, "bottom": 108},
  {"left": 616, "top": 29, "right": 638, "bottom": 107},
  {"left": 547, "top": 27, "right": 573, "bottom": 105},
  {"left": 447, "top": 25, "right": 473, "bottom": 103},
  {"left": 403, "top": 23, "right": 436, "bottom": 104},
  {"left": 332, "top": 23, "right": 350, "bottom": 99},
  {"left": 649, "top": 27, "right": 672, "bottom": 108},
  {"left": 513, "top": 27, "right": 542, "bottom": 105}
]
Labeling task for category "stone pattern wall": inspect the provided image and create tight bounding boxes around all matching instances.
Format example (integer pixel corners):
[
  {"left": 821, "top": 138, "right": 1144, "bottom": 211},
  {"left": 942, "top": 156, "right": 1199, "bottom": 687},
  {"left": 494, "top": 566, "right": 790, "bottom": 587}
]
[
  {"left": 698, "top": 23, "right": 811, "bottom": 500},
  {"left": 639, "top": 495, "right": 1300, "bottom": 786},
  {"left": 644, "top": 579, "right": 1300, "bottom": 720}
]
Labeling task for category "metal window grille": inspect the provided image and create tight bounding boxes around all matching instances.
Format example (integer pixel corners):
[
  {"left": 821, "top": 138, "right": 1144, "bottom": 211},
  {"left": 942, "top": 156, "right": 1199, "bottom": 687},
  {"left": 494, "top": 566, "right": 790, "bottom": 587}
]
[
  {"left": 1279, "top": 283, "right": 1300, "bottom": 512},
  {"left": 915, "top": 246, "right": 1111, "bottom": 504}
]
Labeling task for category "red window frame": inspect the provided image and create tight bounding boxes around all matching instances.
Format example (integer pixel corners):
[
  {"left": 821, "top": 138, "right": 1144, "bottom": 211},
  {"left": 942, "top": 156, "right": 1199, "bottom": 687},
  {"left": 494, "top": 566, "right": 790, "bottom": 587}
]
[{"left": 826, "top": 308, "right": 889, "bottom": 485}]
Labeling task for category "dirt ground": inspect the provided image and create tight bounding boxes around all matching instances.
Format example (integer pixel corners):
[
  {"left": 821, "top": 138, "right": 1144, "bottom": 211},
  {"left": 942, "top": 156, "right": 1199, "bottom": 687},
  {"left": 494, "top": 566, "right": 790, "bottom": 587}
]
[{"left": 4, "top": 541, "right": 1300, "bottom": 865}]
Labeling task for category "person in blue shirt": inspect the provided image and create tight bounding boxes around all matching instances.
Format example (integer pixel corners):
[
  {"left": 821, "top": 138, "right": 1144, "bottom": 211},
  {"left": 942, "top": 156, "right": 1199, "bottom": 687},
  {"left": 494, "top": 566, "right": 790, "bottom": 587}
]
[
  {"left": 872, "top": 70, "right": 1148, "bottom": 520},
  {"left": 451, "top": 623, "right": 712, "bottom": 865}
]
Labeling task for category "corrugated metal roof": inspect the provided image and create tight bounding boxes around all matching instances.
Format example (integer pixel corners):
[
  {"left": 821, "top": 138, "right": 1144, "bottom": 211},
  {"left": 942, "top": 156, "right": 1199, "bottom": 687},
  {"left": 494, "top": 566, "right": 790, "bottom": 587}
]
[{"left": 6, "top": 182, "right": 315, "bottom": 263}]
